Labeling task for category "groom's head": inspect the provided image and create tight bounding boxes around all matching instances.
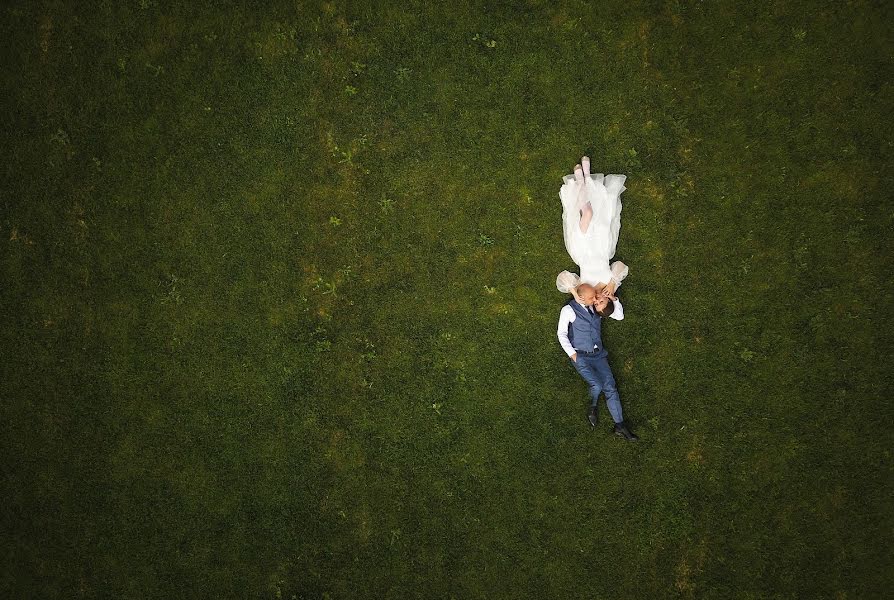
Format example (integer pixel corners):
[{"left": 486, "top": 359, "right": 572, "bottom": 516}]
[{"left": 576, "top": 284, "right": 597, "bottom": 306}]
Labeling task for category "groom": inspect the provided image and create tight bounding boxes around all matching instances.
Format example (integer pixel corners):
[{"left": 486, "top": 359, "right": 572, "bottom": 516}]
[{"left": 557, "top": 283, "right": 639, "bottom": 441}]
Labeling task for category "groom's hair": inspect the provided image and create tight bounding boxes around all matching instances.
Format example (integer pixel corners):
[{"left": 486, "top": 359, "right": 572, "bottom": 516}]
[{"left": 596, "top": 300, "right": 614, "bottom": 317}]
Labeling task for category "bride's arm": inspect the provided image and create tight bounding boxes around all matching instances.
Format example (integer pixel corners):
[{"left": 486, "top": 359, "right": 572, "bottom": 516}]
[
  {"left": 601, "top": 260, "right": 630, "bottom": 300},
  {"left": 597, "top": 283, "right": 617, "bottom": 301},
  {"left": 598, "top": 262, "right": 628, "bottom": 301},
  {"left": 609, "top": 261, "right": 628, "bottom": 289}
]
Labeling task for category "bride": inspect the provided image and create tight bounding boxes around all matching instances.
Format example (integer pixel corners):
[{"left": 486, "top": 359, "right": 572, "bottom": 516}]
[{"left": 556, "top": 155, "right": 629, "bottom": 316}]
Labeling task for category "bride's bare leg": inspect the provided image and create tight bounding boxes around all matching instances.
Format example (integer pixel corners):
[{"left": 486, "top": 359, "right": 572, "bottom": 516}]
[
  {"left": 579, "top": 199, "right": 593, "bottom": 233},
  {"left": 581, "top": 156, "right": 590, "bottom": 178},
  {"left": 577, "top": 176, "right": 594, "bottom": 233},
  {"left": 574, "top": 163, "right": 583, "bottom": 183}
]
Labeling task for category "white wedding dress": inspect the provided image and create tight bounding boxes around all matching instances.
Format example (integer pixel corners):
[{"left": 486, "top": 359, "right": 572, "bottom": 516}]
[{"left": 556, "top": 172, "right": 629, "bottom": 292}]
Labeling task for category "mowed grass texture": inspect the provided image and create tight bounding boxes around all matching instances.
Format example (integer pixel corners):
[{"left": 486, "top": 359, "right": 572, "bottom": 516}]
[{"left": 2, "top": 1, "right": 892, "bottom": 597}]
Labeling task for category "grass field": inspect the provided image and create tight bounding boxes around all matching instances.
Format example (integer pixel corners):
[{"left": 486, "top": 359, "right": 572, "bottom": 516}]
[{"left": 2, "top": 1, "right": 892, "bottom": 597}]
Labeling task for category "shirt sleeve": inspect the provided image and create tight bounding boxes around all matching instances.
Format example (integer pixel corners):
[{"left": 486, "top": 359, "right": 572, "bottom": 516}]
[
  {"left": 557, "top": 305, "right": 577, "bottom": 357},
  {"left": 608, "top": 297, "right": 624, "bottom": 321}
]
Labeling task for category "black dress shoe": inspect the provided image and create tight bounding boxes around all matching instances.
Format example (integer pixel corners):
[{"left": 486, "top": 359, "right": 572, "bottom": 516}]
[
  {"left": 586, "top": 406, "right": 598, "bottom": 427},
  {"left": 613, "top": 421, "right": 639, "bottom": 441}
]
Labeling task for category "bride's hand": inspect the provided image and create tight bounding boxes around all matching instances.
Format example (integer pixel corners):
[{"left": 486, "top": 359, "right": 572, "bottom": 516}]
[{"left": 598, "top": 287, "right": 617, "bottom": 302}]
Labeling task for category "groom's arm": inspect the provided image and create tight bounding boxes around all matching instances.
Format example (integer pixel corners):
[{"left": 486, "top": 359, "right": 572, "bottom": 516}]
[{"left": 557, "top": 306, "right": 577, "bottom": 358}]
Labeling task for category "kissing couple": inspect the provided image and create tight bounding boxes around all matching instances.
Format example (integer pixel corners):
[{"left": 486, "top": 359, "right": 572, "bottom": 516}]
[{"left": 555, "top": 155, "right": 639, "bottom": 441}]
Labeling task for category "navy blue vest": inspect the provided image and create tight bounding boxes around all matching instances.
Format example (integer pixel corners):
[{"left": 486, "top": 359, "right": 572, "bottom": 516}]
[{"left": 567, "top": 299, "right": 604, "bottom": 353}]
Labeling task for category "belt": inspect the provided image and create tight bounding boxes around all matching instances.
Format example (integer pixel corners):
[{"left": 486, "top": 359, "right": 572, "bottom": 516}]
[{"left": 577, "top": 348, "right": 601, "bottom": 355}]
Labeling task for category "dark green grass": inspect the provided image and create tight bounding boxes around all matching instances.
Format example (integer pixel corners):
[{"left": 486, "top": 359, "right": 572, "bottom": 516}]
[{"left": 2, "top": 0, "right": 892, "bottom": 597}]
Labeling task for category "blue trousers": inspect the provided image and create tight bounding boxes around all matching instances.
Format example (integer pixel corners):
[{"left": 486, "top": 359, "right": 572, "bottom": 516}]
[{"left": 572, "top": 352, "right": 623, "bottom": 423}]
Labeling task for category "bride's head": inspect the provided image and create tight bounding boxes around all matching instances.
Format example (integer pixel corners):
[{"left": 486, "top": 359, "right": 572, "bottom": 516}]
[{"left": 594, "top": 295, "right": 614, "bottom": 317}]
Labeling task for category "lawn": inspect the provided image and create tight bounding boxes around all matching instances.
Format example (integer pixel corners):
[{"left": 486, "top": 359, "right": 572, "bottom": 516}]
[{"left": 2, "top": 0, "right": 892, "bottom": 598}]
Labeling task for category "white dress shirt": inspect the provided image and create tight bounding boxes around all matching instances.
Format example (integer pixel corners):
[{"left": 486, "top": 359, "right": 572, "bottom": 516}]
[{"left": 556, "top": 299, "right": 624, "bottom": 358}]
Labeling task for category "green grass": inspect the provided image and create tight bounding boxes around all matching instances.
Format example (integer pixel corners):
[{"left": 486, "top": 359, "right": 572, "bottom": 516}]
[{"left": 2, "top": 0, "right": 892, "bottom": 597}]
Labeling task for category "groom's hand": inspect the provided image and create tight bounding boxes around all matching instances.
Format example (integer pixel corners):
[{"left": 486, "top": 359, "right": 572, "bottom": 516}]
[{"left": 571, "top": 353, "right": 577, "bottom": 362}]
